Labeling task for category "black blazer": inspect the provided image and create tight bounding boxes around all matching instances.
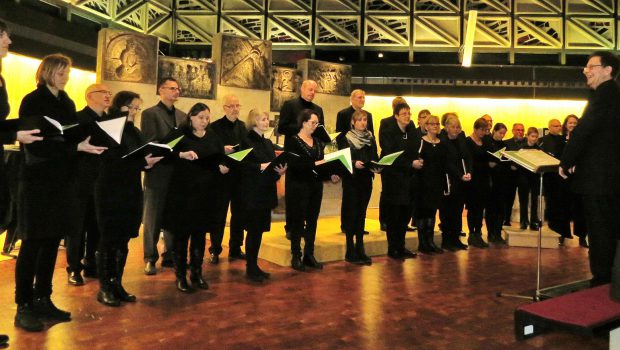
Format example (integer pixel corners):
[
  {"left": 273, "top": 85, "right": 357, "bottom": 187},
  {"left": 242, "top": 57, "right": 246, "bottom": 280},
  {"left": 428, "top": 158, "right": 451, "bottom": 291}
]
[
  {"left": 277, "top": 96, "right": 325, "bottom": 146},
  {"left": 140, "top": 101, "right": 186, "bottom": 189},
  {"left": 561, "top": 79, "right": 620, "bottom": 195},
  {"left": 238, "top": 129, "right": 280, "bottom": 210},
  {"left": 378, "top": 116, "right": 419, "bottom": 205},
  {"left": 17, "top": 84, "right": 79, "bottom": 240},
  {"left": 75, "top": 106, "right": 105, "bottom": 196},
  {"left": 335, "top": 105, "right": 374, "bottom": 135}
]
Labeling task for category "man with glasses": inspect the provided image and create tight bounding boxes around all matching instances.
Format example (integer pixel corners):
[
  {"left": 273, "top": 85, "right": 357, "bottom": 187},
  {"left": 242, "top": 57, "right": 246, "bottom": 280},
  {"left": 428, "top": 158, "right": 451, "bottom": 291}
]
[
  {"left": 561, "top": 51, "right": 620, "bottom": 289},
  {"left": 140, "top": 77, "right": 186, "bottom": 275},
  {"left": 207, "top": 94, "right": 247, "bottom": 263},
  {"left": 541, "top": 119, "right": 569, "bottom": 237},
  {"left": 65, "top": 83, "right": 112, "bottom": 286}
]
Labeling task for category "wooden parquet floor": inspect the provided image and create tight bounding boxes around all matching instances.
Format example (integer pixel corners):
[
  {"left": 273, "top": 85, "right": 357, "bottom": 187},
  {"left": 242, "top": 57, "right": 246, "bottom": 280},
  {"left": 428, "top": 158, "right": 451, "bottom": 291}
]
[{"left": 0, "top": 217, "right": 607, "bottom": 350}]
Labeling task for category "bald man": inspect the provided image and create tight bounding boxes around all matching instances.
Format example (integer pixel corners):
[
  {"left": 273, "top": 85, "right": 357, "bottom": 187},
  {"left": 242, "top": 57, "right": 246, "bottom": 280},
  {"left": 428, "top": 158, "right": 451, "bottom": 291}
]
[
  {"left": 65, "top": 83, "right": 112, "bottom": 286},
  {"left": 335, "top": 89, "right": 374, "bottom": 135},
  {"left": 540, "top": 119, "right": 572, "bottom": 241},
  {"left": 277, "top": 80, "right": 327, "bottom": 148},
  {"left": 206, "top": 94, "right": 247, "bottom": 263}
]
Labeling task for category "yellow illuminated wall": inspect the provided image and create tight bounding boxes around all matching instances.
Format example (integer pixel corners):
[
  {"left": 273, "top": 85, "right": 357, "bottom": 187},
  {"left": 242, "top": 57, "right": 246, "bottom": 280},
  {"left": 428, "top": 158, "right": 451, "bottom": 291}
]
[
  {"left": 365, "top": 95, "right": 588, "bottom": 138},
  {"left": 2, "top": 53, "right": 96, "bottom": 119}
]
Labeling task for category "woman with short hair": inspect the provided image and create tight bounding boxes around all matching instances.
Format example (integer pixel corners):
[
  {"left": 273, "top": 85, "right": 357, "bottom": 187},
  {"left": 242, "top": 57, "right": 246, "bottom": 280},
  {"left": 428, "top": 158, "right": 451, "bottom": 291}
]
[{"left": 238, "top": 109, "right": 286, "bottom": 281}]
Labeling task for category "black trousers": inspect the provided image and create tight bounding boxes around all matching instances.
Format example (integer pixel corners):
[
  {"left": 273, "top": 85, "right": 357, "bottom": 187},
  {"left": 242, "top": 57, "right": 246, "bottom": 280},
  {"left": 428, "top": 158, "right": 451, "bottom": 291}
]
[
  {"left": 172, "top": 230, "right": 206, "bottom": 271},
  {"left": 503, "top": 174, "right": 517, "bottom": 223},
  {"left": 544, "top": 174, "right": 571, "bottom": 237},
  {"left": 569, "top": 193, "right": 587, "bottom": 238},
  {"left": 209, "top": 177, "right": 243, "bottom": 256},
  {"left": 15, "top": 237, "right": 62, "bottom": 305},
  {"left": 517, "top": 172, "right": 540, "bottom": 224},
  {"left": 440, "top": 188, "right": 465, "bottom": 234},
  {"left": 341, "top": 174, "right": 372, "bottom": 236},
  {"left": 384, "top": 203, "right": 409, "bottom": 253},
  {"left": 66, "top": 194, "right": 99, "bottom": 272},
  {"left": 581, "top": 194, "right": 620, "bottom": 286},
  {"left": 466, "top": 199, "right": 485, "bottom": 234},
  {"left": 485, "top": 181, "right": 505, "bottom": 237},
  {"left": 245, "top": 230, "right": 263, "bottom": 270},
  {"left": 287, "top": 178, "right": 323, "bottom": 257}
]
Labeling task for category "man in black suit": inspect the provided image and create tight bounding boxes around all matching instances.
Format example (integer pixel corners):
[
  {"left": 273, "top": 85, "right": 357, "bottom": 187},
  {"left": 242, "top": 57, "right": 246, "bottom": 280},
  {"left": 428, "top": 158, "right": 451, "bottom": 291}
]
[
  {"left": 207, "top": 94, "right": 247, "bottom": 263},
  {"left": 504, "top": 123, "right": 526, "bottom": 227},
  {"left": 140, "top": 77, "right": 186, "bottom": 275},
  {"left": 277, "top": 80, "right": 326, "bottom": 147},
  {"left": 335, "top": 89, "right": 374, "bottom": 135},
  {"left": 65, "top": 83, "right": 111, "bottom": 286},
  {"left": 560, "top": 51, "right": 620, "bottom": 287}
]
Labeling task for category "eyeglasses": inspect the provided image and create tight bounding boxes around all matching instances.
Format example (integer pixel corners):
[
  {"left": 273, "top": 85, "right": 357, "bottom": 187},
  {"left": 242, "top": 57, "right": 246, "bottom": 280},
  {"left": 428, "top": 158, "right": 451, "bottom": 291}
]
[
  {"left": 426, "top": 122, "right": 440, "bottom": 126},
  {"left": 90, "top": 90, "right": 112, "bottom": 96},
  {"left": 127, "top": 105, "right": 141, "bottom": 112},
  {"left": 224, "top": 104, "right": 241, "bottom": 109},
  {"left": 584, "top": 64, "right": 602, "bottom": 70},
  {"left": 161, "top": 86, "right": 182, "bottom": 92},
  {"left": 307, "top": 121, "right": 319, "bottom": 126}
]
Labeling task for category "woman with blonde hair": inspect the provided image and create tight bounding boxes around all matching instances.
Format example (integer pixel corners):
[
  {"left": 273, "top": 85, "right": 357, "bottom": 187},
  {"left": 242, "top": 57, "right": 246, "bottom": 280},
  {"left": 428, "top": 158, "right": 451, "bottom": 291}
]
[
  {"left": 15, "top": 53, "right": 105, "bottom": 331},
  {"left": 238, "top": 109, "right": 286, "bottom": 281}
]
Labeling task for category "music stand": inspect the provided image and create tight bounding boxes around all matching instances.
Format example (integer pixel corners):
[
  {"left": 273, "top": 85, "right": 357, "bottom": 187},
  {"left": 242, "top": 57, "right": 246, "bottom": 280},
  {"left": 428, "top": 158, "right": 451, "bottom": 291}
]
[{"left": 497, "top": 149, "right": 560, "bottom": 301}]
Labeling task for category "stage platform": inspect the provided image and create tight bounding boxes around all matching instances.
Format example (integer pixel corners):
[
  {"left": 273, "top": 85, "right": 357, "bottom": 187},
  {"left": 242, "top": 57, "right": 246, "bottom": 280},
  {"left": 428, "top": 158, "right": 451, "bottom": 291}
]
[
  {"left": 515, "top": 284, "right": 620, "bottom": 340},
  {"left": 222, "top": 216, "right": 435, "bottom": 267},
  {"left": 505, "top": 225, "right": 560, "bottom": 249}
]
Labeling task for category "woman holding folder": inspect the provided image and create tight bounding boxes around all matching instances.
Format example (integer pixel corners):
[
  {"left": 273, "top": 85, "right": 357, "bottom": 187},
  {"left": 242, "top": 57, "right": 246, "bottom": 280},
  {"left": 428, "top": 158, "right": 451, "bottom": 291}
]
[
  {"left": 438, "top": 115, "right": 471, "bottom": 251},
  {"left": 94, "top": 91, "right": 162, "bottom": 306},
  {"left": 238, "top": 109, "right": 286, "bottom": 281},
  {"left": 336, "top": 110, "right": 378, "bottom": 265},
  {"left": 15, "top": 54, "right": 106, "bottom": 331},
  {"left": 486, "top": 123, "right": 509, "bottom": 244},
  {"left": 163, "top": 102, "right": 227, "bottom": 292},
  {"left": 285, "top": 109, "right": 339, "bottom": 271}
]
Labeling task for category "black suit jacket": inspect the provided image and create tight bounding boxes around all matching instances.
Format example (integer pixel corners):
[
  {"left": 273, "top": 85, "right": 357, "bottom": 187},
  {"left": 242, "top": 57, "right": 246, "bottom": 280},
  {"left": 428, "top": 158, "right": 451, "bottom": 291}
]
[
  {"left": 277, "top": 96, "right": 325, "bottom": 147},
  {"left": 378, "top": 116, "right": 420, "bottom": 205},
  {"left": 335, "top": 105, "right": 374, "bottom": 135},
  {"left": 561, "top": 79, "right": 620, "bottom": 195},
  {"left": 140, "top": 101, "right": 186, "bottom": 189}
]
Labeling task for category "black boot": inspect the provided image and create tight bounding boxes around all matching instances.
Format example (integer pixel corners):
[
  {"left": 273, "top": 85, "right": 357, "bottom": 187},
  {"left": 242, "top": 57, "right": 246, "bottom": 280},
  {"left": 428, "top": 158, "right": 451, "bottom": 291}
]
[
  {"left": 345, "top": 233, "right": 362, "bottom": 264},
  {"left": 426, "top": 219, "right": 443, "bottom": 254},
  {"left": 14, "top": 303, "right": 44, "bottom": 332},
  {"left": 441, "top": 231, "right": 457, "bottom": 252},
  {"left": 303, "top": 254, "right": 324, "bottom": 269},
  {"left": 453, "top": 231, "right": 469, "bottom": 250},
  {"left": 32, "top": 296, "right": 71, "bottom": 321},
  {"left": 355, "top": 233, "right": 372, "bottom": 265},
  {"left": 115, "top": 249, "right": 137, "bottom": 302},
  {"left": 174, "top": 249, "right": 192, "bottom": 293},
  {"left": 417, "top": 219, "right": 433, "bottom": 254},
  {"left": 0, "top": 334, "right": 8, "bottom": 346},
  {"left": 468, "top": 229, "right": 488, "bottom": 248},
  {"left": 96, "top": 251, "right": 121, "bottom": 307},
  {"left": 189, "top": 248, "right": 208, "bottom": 290},
  {"left": 291, "top": 254, "right": 305, "bottom": 271}
]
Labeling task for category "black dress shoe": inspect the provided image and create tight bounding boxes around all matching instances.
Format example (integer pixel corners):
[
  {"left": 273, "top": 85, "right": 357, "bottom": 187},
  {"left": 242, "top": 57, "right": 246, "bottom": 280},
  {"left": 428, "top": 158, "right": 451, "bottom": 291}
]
[
  {"left": 363, "top": 230, "right": 369, "bottom": 235},
  {"left": 15, "top": 304, "right": 44, "bottom": 332},
  {"left": 68, "top": 271, "right": 84, "bottom": 286},
  {"left": 303, "top": 255, "right": 324, "bottom": 269},
  {"left": 459, "top": 232, "right": 467, "bottom": 237},
  {"left": 257, "top": 267, "right": 271, "bottom": 279},
  {"left": 246, "top": 270, "right": 265, "bottom": 282},
  {"left": 116, "top": 285, "right": 137, "bottom": 302},
  {"left": 520, "top": 222, "right": 528, "bottom": 230},
  {"left": 176, "top": 278, "right": 192, "bottom": 293},
  {"left": 387, "top": 250, "right": 404, "bottom": 260},
  {"left": 558, "top": 237, "right": 565, "bottom": 246},
  {"left": 579, "top": 237, "right": 589, "bottom": 248},
  {"left": 229, "top": 250, "right": 246, "bottom": 261},
  {"left": 529, "top": 222, "right": 540, "bottom": 231},
  {"left": 209, "top": 253, "right": 219, "bottom": 265},
  {"left": 144, "top": 262, "right": 157, "bottom": 275},
  {"left": 401, "top": 248, "right": 417, "bottom": 258},
  {"left": 33, "top": 297, "right": 71, "bottom": 321},
  {"left": 161, "top": 259, "right": 174, "bottom": 268},
  {"left": 406, "top": 226, "right": 417, "bottom": 232},
  {"left": 503, "top": 221, "right": 511, "bottom": 227},
  {"left": 0, "top": 334, "right": 8, "bottom": 346},
  {"left": 190, "top": 274, "right": 209, "bottom": 290},
  {"left": 291, "top": 256, "right": 305, "bottom": 271},
  {"left": 97, "top": 288, "right": 121, "bottom": 307}
]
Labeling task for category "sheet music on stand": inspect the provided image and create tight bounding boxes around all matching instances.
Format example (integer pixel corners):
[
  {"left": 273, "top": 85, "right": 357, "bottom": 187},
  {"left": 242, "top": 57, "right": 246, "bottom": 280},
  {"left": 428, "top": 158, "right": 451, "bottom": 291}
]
[{"left": 501, "top": 149, "right": 560, "bottom": 173}]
